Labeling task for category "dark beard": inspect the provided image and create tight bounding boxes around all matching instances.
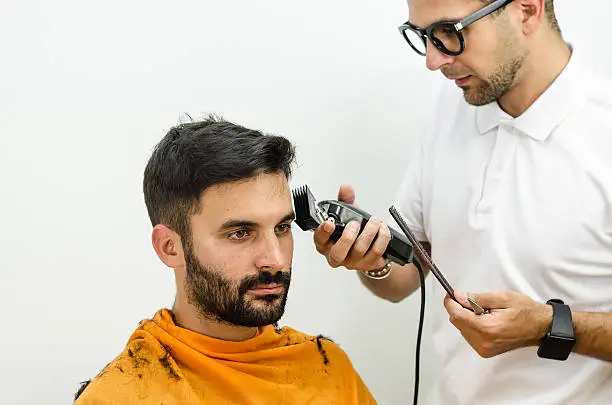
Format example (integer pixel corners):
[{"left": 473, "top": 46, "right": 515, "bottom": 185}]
[
  {"left": 461, "top": 54, "right": 526, "bottom": 106},
  {"left": 183, "top": 248, "right": 291, "bottom": 327}
]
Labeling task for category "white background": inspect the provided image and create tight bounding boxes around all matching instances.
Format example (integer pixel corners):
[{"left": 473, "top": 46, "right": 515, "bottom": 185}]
[{"left": 1, "top": 1, "right": 611, "bottom": 404}]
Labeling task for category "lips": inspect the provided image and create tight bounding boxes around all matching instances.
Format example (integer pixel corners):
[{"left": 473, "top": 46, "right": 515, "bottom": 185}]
[
  {"left": 453, "top": 75, "right": 471, "bottom": 86},
  {"left": 249, "top": 284, "right": 283, "bottom": 295}
]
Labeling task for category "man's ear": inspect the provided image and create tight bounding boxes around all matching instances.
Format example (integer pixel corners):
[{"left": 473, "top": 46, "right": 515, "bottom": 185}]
[
  {"left": 151, "top": 224, "right": 186, "bottom": 269},
  {"left": 514, "top": 0, "right": 545, "bottom": 36}
]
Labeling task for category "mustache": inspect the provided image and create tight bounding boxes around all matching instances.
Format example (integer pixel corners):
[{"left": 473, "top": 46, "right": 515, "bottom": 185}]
[
  {"left": 238, "top": 270, "right": 291, "bottom": 296},
  {"left": 441, "top": 67, "right": 471, "bottom": 79}
]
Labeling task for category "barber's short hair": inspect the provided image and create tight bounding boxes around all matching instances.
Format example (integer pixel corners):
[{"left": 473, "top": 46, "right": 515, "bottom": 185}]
[
  {"left": 143, "top": 114, "right": 296, "bottom": 241},
  {"left": 541, "top": 0, "right": 561, "bottom": 33}
]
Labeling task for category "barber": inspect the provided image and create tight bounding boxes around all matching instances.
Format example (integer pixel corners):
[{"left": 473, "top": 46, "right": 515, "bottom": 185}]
[{"left": 313, "top": 0, "right": 612, "bottom": 403}]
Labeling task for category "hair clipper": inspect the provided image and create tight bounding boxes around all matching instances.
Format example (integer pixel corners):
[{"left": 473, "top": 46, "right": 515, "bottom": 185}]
[{"left": 292, "top": 185, "right": 413, "bottom": 266}]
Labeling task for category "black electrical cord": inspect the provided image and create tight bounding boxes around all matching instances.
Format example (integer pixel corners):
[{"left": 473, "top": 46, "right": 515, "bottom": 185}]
[
  {"left": 413, "top": 259, "right": 426, "bottom": 405},
  {"left": 387, "top": 205, "right": 428, "bottom": 404}
]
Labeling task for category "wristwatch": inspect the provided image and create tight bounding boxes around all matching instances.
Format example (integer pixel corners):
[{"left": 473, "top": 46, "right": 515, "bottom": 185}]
[{"left": 537, "top": 299, "right": 576, "bottom": 361}]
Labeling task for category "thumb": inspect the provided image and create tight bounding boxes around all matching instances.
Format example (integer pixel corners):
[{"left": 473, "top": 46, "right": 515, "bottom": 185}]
[
  {"left": 453, "top": 291, "right": 470, "bottom": 308},
  {"left": 466, "top": 291, "right": 513, "bottom": 310},
  {"left": 338, "top": 184, "right": 357, "bottom": 205}
]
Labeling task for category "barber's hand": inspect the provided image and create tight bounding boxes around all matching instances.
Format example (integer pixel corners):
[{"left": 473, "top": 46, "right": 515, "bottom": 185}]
[
  {"left": 444, "top": 290, "right": 553, "bottom": 358},
  {"left": 313, "top": 184, "right": 391, "bottom": 271}
]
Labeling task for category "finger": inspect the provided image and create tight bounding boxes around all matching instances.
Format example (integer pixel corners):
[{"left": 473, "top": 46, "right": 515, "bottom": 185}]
[
  {"left": 445, "top": 295, "right": 466, "bottom": 329},
  {"left": 338, "top": 184, "right": 356, "bottom": 205},
  {"left": 468, "top": 291, "right": 514, "bottom": 310},
  {"left": 444, "top": 294, "right": 473, "bottom": 324},
  {"left": 361, "top": 222, "right": 391, "bottom": 264},
  {"left": 313, "top": 220, "right": 335, "bottom": 251},
  {"left": 444, "top": 294, "right": 463, "bottom": 315},
  {"left": 327, "top": 221, "right": 361, "bottom": 267},
  {"left": 454, "top": 290, "right": 470, "bottom": 308},
  {"left": 459, "top": 330, "right": 488, "bottom": 357},
  {"left": 347, "top": 217, "right": 381, "bottom": 261}
]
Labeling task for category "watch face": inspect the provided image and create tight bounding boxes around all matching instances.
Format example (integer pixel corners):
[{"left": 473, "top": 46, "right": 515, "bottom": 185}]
[
  {"left": 555, "top": 335, "right": 577, "bottom": 353},
  {"left": 538, "top": 335, "right": 576, "bottom": 361}
]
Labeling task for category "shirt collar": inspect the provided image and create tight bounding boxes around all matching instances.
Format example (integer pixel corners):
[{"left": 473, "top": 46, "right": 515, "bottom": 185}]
[{"left": 476, "top": 46, "right": 583, "bottom": 140}]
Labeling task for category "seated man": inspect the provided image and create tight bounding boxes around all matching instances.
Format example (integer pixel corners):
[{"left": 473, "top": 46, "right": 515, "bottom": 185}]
[{"left": 74, "top": 116, "right": 376, "bottom": 405}]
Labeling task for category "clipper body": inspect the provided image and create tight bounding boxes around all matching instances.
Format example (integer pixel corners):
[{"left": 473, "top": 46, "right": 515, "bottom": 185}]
[{"left": 292, "top": 185, "right": 413, "bottom": 266}]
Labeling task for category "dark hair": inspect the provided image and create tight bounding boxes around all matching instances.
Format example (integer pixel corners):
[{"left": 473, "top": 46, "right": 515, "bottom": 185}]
[
  {"left": 143, "top": 114, "right": 296, "bottom": 241},
  {"left": 483, "top": 0, "right": 560, "bottom": 34},
  {"left": 544, "top": 0, "right": 561, "bottom": 34}
]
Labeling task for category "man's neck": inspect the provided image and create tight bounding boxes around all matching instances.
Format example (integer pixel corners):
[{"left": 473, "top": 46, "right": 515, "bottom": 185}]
[
  {"left": 172, "top": 294, "right": 259, "bottom": 342},
  {"left": 498, "top": 34, "right": 571, "bottom": 118}
]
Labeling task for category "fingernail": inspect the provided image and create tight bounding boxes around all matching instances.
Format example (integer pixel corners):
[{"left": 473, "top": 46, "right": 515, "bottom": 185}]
[
  {"left": 323, "top": 220, "right": 334, "bottom": 232},
  {"left": 350, "top": 221, "right": 360, "bottom": 233}
]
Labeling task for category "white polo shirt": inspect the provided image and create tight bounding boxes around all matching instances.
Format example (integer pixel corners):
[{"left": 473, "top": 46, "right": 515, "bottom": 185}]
[{"left": 394, "top": 51, "right": 612, "bottom": 405}]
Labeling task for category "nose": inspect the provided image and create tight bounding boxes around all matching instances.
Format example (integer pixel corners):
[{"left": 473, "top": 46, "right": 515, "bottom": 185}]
[
  {"left": 425, "top": 40, "right": 454, "bottom": 72},
  {"left": 254, "top": 232, "right": 286, "bottom": 272}
]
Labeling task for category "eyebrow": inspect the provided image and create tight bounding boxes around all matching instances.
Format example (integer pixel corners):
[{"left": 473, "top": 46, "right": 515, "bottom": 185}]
[
  {"left": 409, "top": 16, "right": 459, "bottom": 29},
  {"left": 219, "top": 212, "right": 296, "bottom": 230}
]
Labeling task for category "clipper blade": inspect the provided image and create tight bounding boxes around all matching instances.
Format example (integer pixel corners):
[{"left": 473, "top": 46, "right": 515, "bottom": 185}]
[{"left": 292, "top": 185, "right": 324, "bottom": 231}]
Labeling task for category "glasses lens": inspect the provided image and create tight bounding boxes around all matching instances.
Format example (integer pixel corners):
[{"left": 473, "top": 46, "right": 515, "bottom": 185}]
[
  {"left": 401, "top": 27, "right": 426, "bottom": 55},
  {"left": 430, "top": 24, "right": 462, "bottom": 54}
]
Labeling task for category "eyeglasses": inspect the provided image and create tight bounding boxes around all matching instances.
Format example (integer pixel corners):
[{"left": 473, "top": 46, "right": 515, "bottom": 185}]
[{"left": 398, "top": 0, "right": 514, "bottom": 57}]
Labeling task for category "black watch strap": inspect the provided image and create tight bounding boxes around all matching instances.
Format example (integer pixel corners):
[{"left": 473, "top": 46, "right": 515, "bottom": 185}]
[{"left": 537, "top": 299, "right": 576, "bottom": 361}]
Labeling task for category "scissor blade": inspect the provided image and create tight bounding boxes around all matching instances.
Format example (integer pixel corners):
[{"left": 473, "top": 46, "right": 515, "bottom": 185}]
[{"left": 467, "top": 297, "right": 487, "bottom": 315}]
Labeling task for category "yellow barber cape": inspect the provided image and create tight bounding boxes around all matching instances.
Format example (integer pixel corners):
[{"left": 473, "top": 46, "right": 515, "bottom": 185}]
[{"left": 74, "top": 309, "right": 377, "bottom": 404}]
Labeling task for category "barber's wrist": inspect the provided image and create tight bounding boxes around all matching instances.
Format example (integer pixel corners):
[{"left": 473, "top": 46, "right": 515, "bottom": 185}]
[
  {"left": 529, "top": 302, "right": 554, "bottom": 345},
  {"left": 537, "top": 303, "right": 554, "bottom": 338}
]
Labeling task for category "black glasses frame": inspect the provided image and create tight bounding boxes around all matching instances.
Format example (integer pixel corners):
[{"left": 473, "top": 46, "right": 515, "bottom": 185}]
[{"left": 398, "top": 0, "right": 514, "bottom": 56}]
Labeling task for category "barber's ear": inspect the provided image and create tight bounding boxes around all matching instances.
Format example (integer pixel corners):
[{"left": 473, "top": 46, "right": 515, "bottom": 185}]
[
  {"left": 515, "top": 0, "right": 545, "bottom": 36},
  {"left": 152, "top": 225, "right": 186, "bottom": 269}
]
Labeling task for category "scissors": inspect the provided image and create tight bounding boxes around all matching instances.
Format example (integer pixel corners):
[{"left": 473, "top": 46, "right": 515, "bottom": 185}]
[{"left": 389, "top": 206, "right": 489, "bottom": 315}]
